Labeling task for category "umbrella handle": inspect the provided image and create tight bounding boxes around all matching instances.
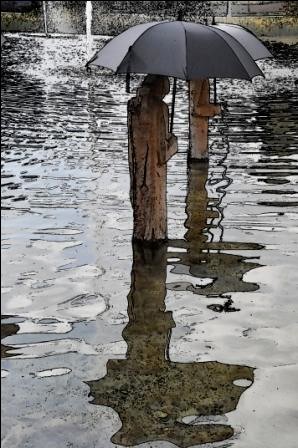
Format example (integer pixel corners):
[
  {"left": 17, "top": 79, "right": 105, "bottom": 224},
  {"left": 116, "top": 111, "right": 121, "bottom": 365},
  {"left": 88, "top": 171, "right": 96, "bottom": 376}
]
[{"left": 170, "top": 77, "right": 177, "bottom": 134}]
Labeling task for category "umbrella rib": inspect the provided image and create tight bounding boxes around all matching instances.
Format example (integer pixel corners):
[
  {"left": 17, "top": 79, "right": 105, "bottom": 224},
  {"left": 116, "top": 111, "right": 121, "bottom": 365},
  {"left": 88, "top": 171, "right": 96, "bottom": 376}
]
[
  {"left": 211, "top": 24, "right": 273, "bottom": 60},
  {"left": 115, "top": 21, "right": 168, "bottom": 74},
  {"left": 223, "top": 23, "right": 261, "bottom": 41},
  {"left": 209, "top": 27, "right": 264, "bottom": 80}
]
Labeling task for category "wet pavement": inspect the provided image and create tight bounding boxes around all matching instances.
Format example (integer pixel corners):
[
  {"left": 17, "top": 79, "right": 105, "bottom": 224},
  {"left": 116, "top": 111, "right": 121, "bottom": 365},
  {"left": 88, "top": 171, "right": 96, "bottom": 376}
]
[{"left": 1, "top": 34, "right": 298, "bottom": 448}]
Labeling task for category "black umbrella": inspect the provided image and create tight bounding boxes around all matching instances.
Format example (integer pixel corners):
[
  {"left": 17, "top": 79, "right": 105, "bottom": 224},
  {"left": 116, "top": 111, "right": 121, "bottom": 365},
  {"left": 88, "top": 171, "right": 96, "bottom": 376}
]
[
  {"left": 87, "top": 20, "right": 265, "bottom": 130},
  {"left": 210, "top": 22, "right": 272, "bottom": 103}
]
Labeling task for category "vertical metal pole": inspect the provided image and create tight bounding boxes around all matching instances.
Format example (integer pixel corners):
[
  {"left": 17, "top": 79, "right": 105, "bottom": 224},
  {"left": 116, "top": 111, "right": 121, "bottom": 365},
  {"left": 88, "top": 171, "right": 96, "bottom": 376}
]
[
  {"left": 170, "top": 77, "right": 177, "bottom": 133},
  {"left": 227, "top": 1, "right": 231, "bottom": 17},
  {"left": 188, "top": 80, "right": 191, "bottom": 160},
  {"left": 126, "top": 46, "right": 132, "bottom": 93},
  {"left": 86, "top": 1, "right": 93, "bottom": 60},
  {"left": 177, "top": 10, "right": 184, "bottom": 21},
  {"left": 170, "top": 10, "right": 184, "bottom": 133},
  {"left": 43, "top": 1, "right": 48, "bottom": 36},
  {"left": 126, "top": 72, "right": 131, "bottom": 93},
  {"left": 213, "top": 78, "right": 217, "bottom": 104}
]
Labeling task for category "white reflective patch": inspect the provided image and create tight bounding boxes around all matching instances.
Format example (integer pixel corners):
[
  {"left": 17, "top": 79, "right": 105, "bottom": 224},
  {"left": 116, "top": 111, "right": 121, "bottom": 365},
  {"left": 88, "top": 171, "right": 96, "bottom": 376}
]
[
  {"left": 36, "top": 367, "right": 72, "bottom": 378},
  {"left": 233, "top": 379, "right": 253, "bottom": 387}
]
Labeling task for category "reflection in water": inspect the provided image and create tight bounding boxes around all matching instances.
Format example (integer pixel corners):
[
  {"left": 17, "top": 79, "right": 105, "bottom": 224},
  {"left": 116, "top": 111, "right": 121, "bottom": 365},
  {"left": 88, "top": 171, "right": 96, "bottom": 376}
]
[
  {"left": 225, "top": 83, "right": 298, "bottom": 191},
  {"left": 87, "top": 158, "right": 263, "bottom": 445},
  {"left": 167, "top": 162, "right": 262, "bottom": 307},
  {"left": 1, "top": 317, "right": 19, "bottom": 358},
  {"left": 250, "top": 93, "right": 298, "bottom": 190},
  {"left": 87, "top": 242, "right": 254, "bottom": 447},
  {"left": 1, "top": 36, "right": 297, "bottom": 447}
]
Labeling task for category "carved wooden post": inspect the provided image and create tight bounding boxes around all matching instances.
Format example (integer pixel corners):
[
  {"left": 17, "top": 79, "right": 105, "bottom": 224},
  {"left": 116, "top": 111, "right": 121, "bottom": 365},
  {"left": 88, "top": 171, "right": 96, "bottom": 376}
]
[
  {"left": 189, "top": 79, "right": 221, "bottom": 161},
  {"left": 128, "top": 75, "right": 177, "bottom": 242}
]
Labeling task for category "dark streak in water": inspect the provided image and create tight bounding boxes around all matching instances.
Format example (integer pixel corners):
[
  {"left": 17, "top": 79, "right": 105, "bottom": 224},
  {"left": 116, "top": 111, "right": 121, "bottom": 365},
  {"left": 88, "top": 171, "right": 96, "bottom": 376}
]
[{"left": 258, "top": 201, "right": 298, "bottom": 207}]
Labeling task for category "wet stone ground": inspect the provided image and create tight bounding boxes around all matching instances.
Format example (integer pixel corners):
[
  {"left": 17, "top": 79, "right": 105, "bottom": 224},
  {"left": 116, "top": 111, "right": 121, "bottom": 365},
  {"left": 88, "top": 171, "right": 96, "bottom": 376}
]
[{"left": 1, "top": 34, "right": 298, "bottom": 448}]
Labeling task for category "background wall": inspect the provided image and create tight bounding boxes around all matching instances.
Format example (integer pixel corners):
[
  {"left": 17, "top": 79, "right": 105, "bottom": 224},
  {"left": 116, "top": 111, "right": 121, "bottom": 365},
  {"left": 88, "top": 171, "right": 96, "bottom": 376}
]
[{"left": 1, "top": 1, "right": 297, "bottom": 41}]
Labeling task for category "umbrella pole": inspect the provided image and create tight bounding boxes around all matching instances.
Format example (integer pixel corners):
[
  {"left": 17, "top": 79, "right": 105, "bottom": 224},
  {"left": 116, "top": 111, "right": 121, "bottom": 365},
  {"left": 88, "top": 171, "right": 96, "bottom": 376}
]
[
  {"left": 126, "top": 46, "right": 132, "bottom": 93},
  {"left": 126, "top": 72, "right": 131, "bottom": 93},
  {"left": 170, "top": 77, "right": 177, "bottom": 134},
  {"left": 213, "top": 78, "right": 217, "bottom": 104}
]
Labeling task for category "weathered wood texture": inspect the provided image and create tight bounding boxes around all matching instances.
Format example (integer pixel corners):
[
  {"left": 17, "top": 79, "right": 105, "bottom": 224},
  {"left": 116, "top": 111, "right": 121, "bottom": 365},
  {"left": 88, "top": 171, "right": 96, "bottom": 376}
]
[
  {"left": 128, "top": 76, "right": 177, "bottom": 242},
  {"left": 189, "top": 79, "right": 221, "bottom": 160}
]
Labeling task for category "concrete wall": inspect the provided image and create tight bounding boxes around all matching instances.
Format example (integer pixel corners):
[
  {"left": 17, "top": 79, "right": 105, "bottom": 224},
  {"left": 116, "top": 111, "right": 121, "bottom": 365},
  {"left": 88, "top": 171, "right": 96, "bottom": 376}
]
[
  {"left": 1, "top": 1, "right": 297, "bottom": 41},
  {"left": 228, "top": 1, "right": 287, "bottom": 16},
  {"left": 45, "top": 1, "right": 86, "bottom": 34}
]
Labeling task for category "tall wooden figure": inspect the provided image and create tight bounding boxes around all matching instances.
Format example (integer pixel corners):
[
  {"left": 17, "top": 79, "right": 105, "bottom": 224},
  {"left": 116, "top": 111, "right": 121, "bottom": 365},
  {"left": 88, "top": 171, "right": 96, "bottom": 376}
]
[
  {"left": 189, "top": 79, "right": 221, "bottom": 161},
  {"left": 128, "top": 75, "right": 177, "bottom": 242}
]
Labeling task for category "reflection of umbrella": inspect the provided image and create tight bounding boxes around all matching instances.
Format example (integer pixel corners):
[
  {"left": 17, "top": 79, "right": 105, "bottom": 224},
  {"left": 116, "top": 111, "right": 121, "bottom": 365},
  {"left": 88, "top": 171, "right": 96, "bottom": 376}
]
[{"left": 87, "top": 21, "right": 264, "bottom": 81}]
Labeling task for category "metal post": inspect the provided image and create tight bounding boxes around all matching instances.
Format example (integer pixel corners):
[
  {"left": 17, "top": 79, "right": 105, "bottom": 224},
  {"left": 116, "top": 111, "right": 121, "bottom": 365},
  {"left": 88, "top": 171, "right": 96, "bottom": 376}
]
[
  {"left": 126, "top": 46, "right": 132, "bottom": 93},
  {"left": 126, "top": 72, "right": 131, "bottom": 93},
  {"left": 170, "top": 77, "right": 177, "bottom": 133},
  {"left": 170, "top": 10, "right": 183, "bottom": 133},
  {"left": 42, "top": 1, "right": 48, "bottom": 36},
  {"left": 213, "top": 78, "right": 217, "bottom": 104}
]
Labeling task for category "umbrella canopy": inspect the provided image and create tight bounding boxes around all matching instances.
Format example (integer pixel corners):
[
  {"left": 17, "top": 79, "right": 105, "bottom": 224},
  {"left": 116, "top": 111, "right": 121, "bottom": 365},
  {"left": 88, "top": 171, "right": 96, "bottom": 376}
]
[
  {"left": 211, "top": 23, "right": 273, "bottom": 61},
  {"left": 87, "top": 21, "right": 264, "bottom": 81}
]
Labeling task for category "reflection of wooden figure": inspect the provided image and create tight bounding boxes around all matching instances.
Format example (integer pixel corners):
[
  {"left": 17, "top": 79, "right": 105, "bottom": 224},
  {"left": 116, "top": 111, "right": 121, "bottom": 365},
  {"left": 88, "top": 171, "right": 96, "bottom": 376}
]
[
  {"left": 184, "top": 161, "right": 218, "bottom": 249},
  {"left": 87, "top": 242, "right": 254, "bottom": 447},
  {"left": 168, "top": 161, "right": 262, "bottom": 300},
  {"left": 189, "top": 79, "right": 221, "bottom": 160},
  {"left": 1, "top": 318, "right": 19, "bottom": 358},
  {"left": 128, "top": 75, "right": 177, "bottom": 242}
]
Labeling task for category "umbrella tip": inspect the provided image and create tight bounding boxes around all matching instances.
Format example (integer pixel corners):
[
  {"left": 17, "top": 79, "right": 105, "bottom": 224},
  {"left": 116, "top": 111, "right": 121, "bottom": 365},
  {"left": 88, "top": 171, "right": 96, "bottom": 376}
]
[{"left": 177, "top": 10, "right": 184, "bottom": 21}]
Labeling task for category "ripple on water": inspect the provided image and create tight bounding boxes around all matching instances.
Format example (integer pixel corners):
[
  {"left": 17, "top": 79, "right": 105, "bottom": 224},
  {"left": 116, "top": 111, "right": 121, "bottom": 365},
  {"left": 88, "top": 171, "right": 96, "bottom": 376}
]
[{"left": 1, "top": 35, "right": 298, "bottom": 448}]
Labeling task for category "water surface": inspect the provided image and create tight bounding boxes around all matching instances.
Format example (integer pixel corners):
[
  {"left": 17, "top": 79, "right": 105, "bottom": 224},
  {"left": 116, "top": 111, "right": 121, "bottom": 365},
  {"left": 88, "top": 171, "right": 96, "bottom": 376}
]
[{"left": 1, "top": 34, "right": 298, "bottom": 448}]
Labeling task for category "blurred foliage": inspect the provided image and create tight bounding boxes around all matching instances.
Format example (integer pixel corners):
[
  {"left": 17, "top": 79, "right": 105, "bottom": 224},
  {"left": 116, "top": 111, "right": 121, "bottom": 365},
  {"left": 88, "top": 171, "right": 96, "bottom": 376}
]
[
  {"left": 282, "top": 1, "right": 298, "bottom": 15},
  {"left": 99, "top": 1, "right": 213, "bottom": 18}
]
